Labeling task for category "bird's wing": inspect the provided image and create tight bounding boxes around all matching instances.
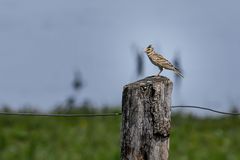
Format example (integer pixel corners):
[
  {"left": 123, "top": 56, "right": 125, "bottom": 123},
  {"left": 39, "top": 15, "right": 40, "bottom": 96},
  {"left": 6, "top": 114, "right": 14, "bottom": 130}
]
[
  {"left": 153, "top": 53, "right": 175, "bottom": 70},
  {"left": 153, "top": 53, "right": 184, "bottom": 78}
]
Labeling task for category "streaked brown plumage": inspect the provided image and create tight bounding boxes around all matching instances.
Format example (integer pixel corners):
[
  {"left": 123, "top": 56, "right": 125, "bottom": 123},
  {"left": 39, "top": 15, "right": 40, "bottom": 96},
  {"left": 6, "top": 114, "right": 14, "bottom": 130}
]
[{"left": 144, "top": 45, "right": 184, "bottom": 78}]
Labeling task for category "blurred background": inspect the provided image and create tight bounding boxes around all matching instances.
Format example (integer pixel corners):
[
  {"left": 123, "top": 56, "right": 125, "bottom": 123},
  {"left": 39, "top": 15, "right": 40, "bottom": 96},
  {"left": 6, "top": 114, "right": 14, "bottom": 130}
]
[
  {"left": 1, "top": 0, "right": 240, "bottom": 111},
  {"left": 0, "top": 0, "right": 240, "bottom": 159}
]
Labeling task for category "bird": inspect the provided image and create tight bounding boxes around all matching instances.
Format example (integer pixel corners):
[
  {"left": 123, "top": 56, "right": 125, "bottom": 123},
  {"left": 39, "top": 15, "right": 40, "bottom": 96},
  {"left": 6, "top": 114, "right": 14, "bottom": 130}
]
[{"left": 144, "top": 45, "right": 184, "bottom": 78}]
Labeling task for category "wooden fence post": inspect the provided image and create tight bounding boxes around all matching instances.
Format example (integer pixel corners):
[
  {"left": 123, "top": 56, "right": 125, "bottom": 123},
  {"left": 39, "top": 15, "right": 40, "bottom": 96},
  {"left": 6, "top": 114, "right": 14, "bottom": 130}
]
[{"left": 121, "top": 76, "right": 173, "bottom": 160}]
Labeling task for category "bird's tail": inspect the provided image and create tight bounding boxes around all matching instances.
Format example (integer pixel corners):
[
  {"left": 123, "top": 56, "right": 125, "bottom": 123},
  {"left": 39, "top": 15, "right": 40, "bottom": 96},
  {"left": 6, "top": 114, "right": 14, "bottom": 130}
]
[{"left": 174, "top": 67, "right": 184, "bottom": 78}]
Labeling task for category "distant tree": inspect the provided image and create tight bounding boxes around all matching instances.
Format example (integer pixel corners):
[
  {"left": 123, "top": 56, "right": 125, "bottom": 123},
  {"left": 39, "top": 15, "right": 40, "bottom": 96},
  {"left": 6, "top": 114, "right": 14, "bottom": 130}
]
[
  {"left": 173, "top": 51, "right": 183, "bottom": 88},
  {"left": 0, "top": 104, "right": 12, "bottom": 112},
  {"left": 66, "top": 96, "right": 75, "bottom": 109},
  {"left": 230, "top": 105, "right": 239, "bottom": 113},
  {"left": 131, "top": 44, "right": 144, "bottom": 77},
  {"left": 18, "top": 105, "right": 39, "bottom": 113},
  {"left": 72, "top": 70, "right": 83, "bottom": 92}
]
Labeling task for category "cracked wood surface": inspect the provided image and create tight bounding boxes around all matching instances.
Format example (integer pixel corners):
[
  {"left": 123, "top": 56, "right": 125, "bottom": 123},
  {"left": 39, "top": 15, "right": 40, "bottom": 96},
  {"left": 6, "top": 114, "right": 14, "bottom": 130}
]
[{"left": 121, "top": 76, "right": 173, "bottom": 160}]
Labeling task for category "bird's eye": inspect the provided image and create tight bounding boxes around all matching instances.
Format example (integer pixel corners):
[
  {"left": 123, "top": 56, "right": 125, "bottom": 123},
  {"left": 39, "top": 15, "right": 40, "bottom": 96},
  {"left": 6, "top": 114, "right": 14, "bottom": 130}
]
[{"left": 146, "top": 48, "right": 151, "bottom": 53}]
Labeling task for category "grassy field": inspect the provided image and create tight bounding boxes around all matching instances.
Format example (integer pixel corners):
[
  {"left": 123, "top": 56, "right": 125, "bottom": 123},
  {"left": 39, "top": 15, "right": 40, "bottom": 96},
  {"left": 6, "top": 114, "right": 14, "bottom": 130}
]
[{"left": 0, "top": 108, "right": 240, "bottom": 160}]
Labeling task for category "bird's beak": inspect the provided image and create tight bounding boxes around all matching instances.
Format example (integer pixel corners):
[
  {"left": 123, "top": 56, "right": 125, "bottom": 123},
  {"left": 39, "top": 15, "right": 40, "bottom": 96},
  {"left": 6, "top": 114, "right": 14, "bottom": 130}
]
[{"left": 144, "top": 48, "right": 147, "bottom": 53}]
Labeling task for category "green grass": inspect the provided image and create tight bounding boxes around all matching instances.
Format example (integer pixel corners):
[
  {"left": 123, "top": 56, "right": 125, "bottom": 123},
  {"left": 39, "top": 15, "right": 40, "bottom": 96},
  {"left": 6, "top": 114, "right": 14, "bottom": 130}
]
[
  {"left": 0, "top": 109, "right": 240, "bottom": 160},
  {"left": 170, "top": 114, "right": 240, "bottom": 160}
]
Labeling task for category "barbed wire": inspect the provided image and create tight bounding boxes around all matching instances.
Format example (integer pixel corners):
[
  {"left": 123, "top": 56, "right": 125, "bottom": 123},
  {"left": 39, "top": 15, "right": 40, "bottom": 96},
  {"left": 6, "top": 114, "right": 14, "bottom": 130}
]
[{"left": 0, "top": 106, "right": 239, "bottom": 117}]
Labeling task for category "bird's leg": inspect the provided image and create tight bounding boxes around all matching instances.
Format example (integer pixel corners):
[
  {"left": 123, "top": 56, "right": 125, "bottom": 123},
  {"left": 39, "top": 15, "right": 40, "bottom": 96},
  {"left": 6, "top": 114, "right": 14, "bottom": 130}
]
[{"left": 157, "top": 67, "right": 163, "bottom": 76}]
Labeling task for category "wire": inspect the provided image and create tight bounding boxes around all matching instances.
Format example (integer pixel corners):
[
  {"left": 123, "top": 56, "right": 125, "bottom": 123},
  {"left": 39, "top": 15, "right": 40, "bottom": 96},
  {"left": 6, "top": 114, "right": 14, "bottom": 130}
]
[
  {"left": 0, "top": 106, "right": 239, "bottom": 117},
  {"left": 171, "top": 105, "right": 240, "bottom": 116},
  {"left": 0, "top": 112, "right": 122, "bottom": 117}
]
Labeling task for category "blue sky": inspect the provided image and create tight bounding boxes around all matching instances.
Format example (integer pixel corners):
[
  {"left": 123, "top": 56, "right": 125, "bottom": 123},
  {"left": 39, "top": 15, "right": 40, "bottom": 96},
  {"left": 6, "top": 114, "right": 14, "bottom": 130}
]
[{"left": 0, "top": 0, "right": 240, "bottom": 111}]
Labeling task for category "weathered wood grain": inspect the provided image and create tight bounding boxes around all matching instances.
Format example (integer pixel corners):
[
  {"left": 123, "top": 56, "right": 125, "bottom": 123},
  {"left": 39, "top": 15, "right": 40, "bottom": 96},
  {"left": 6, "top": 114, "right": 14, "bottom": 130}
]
[{"left": 121, "top": 76, "right": 173, "bottom": 160}]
